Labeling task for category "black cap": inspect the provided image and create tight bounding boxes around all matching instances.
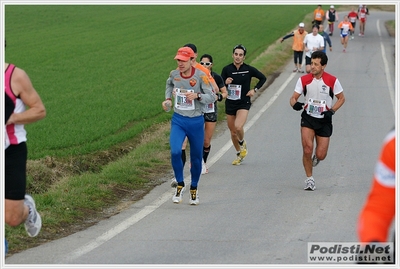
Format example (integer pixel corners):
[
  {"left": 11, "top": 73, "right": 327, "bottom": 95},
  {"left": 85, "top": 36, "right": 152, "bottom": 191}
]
[{"left": 184, "top": 43, "right": 197, "bottom": 53}]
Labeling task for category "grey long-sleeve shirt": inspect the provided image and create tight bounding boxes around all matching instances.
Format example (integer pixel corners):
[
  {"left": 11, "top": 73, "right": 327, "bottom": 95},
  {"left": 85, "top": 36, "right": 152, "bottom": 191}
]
[{"left": 165, "top": 67, "right": 215, "bottom": 117}]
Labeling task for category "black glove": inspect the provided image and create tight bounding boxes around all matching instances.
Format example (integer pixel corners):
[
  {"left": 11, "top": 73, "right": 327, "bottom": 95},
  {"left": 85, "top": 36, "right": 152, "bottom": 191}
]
[
  {"left": 292, "top": 102, "right": 304, "bottom": 111},
  {"left": 217, "top": 93, "right": 223, "bottom": 102},
  {"left": 321, "top": 109, "right": 335, "bottom": 121}
]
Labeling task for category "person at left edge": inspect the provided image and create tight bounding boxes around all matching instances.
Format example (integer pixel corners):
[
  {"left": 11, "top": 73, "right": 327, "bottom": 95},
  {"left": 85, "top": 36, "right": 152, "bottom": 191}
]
[
  {"left": 162, "top": 47, "right": 215, "bottom": 205},
  {"left": 221, "top": 44, "right": 267, "bottom": 165},
  {"left": 5, "top": 61, "right": 46, "bottom": 238}
]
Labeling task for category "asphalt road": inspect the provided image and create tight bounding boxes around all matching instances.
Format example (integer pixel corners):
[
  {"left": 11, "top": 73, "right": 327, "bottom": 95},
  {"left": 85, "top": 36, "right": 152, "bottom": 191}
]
[{"left": 5, "top": 10, "right": 396, "bottom": 267}]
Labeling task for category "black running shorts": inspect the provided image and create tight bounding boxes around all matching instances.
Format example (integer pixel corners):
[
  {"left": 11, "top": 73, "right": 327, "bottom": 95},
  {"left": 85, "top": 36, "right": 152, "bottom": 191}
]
[
  {"left": 301, "top": 110, "right": 333, "bottom": 137},
  {"left": 5, "top": 142, "right": 27, "bottom": 200},
  {"left": 204, "top": 112, "right": 217, "bottom": 122},
  {"left": 225, "top": 100, "right": 251, "bottom": 115}
]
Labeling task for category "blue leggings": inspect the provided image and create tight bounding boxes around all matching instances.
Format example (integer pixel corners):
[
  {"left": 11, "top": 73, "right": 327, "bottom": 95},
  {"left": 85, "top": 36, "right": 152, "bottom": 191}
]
[{"left": 170, "top": 113, "right": 204, "bottom": 188}]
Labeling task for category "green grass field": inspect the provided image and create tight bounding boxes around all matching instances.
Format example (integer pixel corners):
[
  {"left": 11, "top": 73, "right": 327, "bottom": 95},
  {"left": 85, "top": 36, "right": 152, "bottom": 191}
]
[
  {"left": 4, "top": 4, "right": 343, "bottom": 254},
  {"left": 5, "top": 5, "right": 315, "bottom": 159}
]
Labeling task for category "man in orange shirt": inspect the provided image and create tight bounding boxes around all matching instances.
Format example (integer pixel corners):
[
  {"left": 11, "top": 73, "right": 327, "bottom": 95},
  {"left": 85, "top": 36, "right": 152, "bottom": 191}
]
[
  {"left": 313, "top": 5, "right": 325, "bottom": 26},
  {"left": 357, "top": 128, "right": 395, "bottom": 263},
  {"left": 281, "top": 22, "right": 308, "bottom": 73}
]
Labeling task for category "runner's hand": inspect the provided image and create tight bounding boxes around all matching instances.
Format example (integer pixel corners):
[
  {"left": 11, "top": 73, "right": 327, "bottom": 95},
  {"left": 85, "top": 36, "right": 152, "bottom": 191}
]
[
  {"left": 321, "top": 109, "right": 334, "bottom": 121},
  {"left": 292, "top": 102, "right": 304, "bottom": 111}
]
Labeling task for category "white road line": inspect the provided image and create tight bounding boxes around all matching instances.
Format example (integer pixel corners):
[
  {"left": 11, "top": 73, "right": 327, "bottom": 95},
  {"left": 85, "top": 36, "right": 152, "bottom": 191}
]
[
  {"left": 63, "top": 191, "right": 173, "bottom": 262},
  {"left": 376, "top": 19, "right": 395, "bottom": 113},
  {"left": 208, "top": 72, "right": 297, "bottom": 166},
  {"left": 64, "top": 71, "right": 296, "bottom": 262}
]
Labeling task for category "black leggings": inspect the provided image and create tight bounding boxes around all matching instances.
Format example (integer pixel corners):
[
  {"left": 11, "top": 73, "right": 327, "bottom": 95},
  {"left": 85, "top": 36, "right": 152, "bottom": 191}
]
[{"left": 293, "top": 51, "right": 304, "bottom": 65}]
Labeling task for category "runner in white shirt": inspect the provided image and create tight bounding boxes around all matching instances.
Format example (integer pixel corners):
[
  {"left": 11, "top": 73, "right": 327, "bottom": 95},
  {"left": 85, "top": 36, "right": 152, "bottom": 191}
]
[
  {"left": 303, "top": 24, "right": 325, "bottom": 73},
  {"left": 289, "top": 51, "right": 345, "bottom": 191}
]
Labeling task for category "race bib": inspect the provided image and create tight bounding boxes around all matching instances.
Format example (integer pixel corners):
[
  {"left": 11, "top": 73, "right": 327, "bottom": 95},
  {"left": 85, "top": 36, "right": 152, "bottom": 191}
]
[
  {"left": 227, "top": 84, "right": 242, "bottom": 100},
  {"left": 204, "top": 102, "right": 215, "bottom": 113},
  {"left": 306, "top": 98, "right": 326, "bottom": 117},
  {"left": 175, "top": 88, "right": 195, "bottom": 110}
]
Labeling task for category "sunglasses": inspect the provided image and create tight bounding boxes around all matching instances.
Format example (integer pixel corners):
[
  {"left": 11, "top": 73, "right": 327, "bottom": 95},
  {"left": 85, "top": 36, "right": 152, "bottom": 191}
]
[{"left": 200, "top": 62, "right": 212, "bottom": 66}]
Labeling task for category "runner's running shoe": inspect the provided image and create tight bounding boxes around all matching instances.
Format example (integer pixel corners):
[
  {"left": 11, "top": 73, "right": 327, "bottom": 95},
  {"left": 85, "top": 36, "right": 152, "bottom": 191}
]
[
  {"left": 232, "top": 155, "right": 243, "bottom": 165},
  {"left": 312, "top": 155, "right": 320, "bottom": 167},
  {"left": 189, "top": 189, "right": 199, "bottom": 205},
  {"left": 201, "top": 160, "right": 208, "bottom": 174},
  {"left": 172, "top": 185, "right": 185, "bottom": 203},
  {"left": 24, "top": 194, "right": 42, "bottom": 237},
  {"left": 304, "top": 177, "right": 316, "bottom": 191},
  {"left": 239, "top": 140, "right": 247, "bottom": 159},
  {"left": 170, "top": 178, "right": 178, "bottom": 188}
]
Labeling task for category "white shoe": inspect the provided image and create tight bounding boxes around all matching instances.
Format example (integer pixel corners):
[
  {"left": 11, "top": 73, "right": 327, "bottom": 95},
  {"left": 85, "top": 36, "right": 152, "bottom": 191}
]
[
  {"left": 189, "top": 189, "right": 199, "bottom": 205},
  {"left": 170, "top": 178, "right": 178, "bottom": 188},
  {"left": 304, "top": 177, "right": 316, "bottom": 191},
  {"left": 172, "top": 185, "right": 185, "bottom": 203},
  {"left": 201, "top": 160, "right": 208, "bottom": 174},
  {"left": 24, "top": 195, "right": 42, "bottom": 237}
]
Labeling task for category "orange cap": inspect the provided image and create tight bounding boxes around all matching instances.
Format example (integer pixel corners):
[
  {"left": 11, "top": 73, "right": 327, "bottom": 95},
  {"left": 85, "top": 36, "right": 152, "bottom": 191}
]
[{"left": 174, "top": 47, "right": 195, "bottom": 61}]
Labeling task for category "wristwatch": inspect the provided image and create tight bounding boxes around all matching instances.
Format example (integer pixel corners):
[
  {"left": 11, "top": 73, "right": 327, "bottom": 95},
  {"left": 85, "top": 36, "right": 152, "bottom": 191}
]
[{"left": 197, "top": 93, "right": 202, "bottom": 101}]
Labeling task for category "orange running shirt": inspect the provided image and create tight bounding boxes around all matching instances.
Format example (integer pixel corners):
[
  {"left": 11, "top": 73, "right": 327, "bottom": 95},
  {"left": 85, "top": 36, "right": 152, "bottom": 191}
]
[
  {"left": 358, "top": 129, "right": 395, "bottom": 243},
  {"left": 337, "top": 21, "right": 354, "bottom": 35},
  {"left": 314, "top": 9, "right": 325, "bottom": 22}
]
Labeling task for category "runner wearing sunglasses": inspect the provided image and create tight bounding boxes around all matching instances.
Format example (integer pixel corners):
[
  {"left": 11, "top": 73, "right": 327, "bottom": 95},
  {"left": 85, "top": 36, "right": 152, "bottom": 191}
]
[{"left": 198, "top": 53, "right": 228, "bottom": 173}]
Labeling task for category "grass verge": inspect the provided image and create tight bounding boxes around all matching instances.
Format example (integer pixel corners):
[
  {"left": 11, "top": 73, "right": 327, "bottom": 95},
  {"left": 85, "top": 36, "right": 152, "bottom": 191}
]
[{"left": 5, "top": 5, "right": 395, "bottom": 256}]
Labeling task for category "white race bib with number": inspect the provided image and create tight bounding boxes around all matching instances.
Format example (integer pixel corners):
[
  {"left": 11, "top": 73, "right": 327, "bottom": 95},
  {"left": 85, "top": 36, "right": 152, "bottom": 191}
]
[
  {"left": 175, "top": 88, "right": 195, "bottom": 111},
  {"left": 306, "top": 98, "right": 326, "bottom": 117},
  {"left": 204, "top": 102, "right": 215, "bottom": 113},
  {"left": 227, "top": 84, "right": 242, "bottom": 100}
]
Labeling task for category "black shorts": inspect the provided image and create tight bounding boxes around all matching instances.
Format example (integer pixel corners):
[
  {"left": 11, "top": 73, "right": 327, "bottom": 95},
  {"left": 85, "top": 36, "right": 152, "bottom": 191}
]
[
  {"left": 5, "top": 142, "right": 27, "bottom": 200},
  {"left": 301, "top": 110, "right": 333, "bottom": 137},
  {"left": 204, "top": 102, "right": 218, "bottom": 122},
  {"left": 305, "top": 56, "right": 312, "bottom": 65},
  {"left": 225, "top": 100, "right": 251, "bottom": 115},
  {"left": 204, "top": 112, "right": 217, "bottom": 122}
]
